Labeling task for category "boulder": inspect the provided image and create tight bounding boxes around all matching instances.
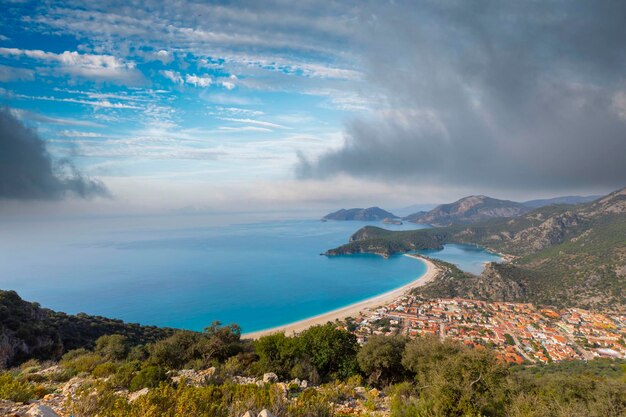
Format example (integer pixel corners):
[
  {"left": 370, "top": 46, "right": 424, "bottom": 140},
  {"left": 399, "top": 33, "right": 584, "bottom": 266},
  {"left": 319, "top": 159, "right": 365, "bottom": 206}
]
[
  {"left": 368, "top": 388, "right": 380, "bottom": 397},
  {"left": 258, "top": 410, "right": 276, "bottom": 417},
  {"left": 173, "top": 367, "right": 217, "bottom": 386},
  {"left": 128, "top": 387, "right": 149, "bottom": 402},
  {"left": 262, "top": 372, "right": 278, "bottom": 383},
  {"left": 26, "top": 404, "right": 60, "bottom": 417},
  {"left": 241, "top": 411, "right": 256, "bottom": 417},
  {"left": 300, "top": 379, "right": 308, "bottom": 388},
  {"left": 234, "top": 375, "right": 257, "bottom": 385},
  {"left": 62, "top": 377, "right": 85, "bottom": 397}
]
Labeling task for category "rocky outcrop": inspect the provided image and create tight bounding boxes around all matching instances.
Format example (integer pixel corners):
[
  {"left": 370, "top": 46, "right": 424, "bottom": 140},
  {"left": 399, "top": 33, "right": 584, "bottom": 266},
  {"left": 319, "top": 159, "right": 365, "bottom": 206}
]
[
  {"left": 262, "top": 372, "right": 278, "bottom": 383},
  {"left": 415, "top": 261, "right": 527, "bottom": 303},
  {"left": 26, "top": 404, "right": 60, "bottom": 417},
  {"left": 508, "top": 211, "right": 581, "bottom": 252},
  {"left": 171, "top": 367, "right": 216, "bottom": 385},
  {"left": 467, "top": 263, "right": 528, "bottom": 301}
]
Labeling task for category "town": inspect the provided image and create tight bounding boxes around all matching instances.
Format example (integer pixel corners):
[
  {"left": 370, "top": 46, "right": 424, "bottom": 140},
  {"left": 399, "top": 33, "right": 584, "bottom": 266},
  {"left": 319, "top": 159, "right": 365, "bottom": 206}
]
[{"left": 344, "top": 296, "right": 626, "bottom": 364}]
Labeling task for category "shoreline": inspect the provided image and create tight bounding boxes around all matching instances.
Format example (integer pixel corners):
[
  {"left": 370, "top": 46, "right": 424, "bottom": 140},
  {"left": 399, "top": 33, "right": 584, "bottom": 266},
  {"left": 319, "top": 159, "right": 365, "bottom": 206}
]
[{"left": 243, "top": 254, "right": 439, "bottom": 339}]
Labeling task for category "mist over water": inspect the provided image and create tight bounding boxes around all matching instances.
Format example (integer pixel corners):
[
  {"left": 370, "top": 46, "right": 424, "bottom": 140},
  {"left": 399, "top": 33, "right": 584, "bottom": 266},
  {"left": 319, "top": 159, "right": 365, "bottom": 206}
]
[{"left": 0, "top": 214, "right": 499, "bottom": 332}]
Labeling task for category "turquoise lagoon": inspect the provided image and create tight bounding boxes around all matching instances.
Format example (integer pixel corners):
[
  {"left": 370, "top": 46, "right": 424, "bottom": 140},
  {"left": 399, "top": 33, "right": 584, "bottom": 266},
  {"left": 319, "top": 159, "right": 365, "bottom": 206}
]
[{"left": 0, "top": 216, "right": 499, "bottom": 333}]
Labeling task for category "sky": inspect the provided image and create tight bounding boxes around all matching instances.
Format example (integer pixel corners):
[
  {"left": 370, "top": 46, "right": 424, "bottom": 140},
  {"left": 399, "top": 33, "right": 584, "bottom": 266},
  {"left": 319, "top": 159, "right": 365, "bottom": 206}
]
[{"left": 1, "top": 0, "right": 625, "bottom": 216}]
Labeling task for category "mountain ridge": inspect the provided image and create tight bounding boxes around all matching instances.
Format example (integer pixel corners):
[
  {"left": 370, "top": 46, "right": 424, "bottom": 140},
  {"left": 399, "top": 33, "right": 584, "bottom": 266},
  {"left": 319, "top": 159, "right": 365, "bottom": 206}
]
[{"left": 403, "top": 195, "right": 530, "bottom": 225}]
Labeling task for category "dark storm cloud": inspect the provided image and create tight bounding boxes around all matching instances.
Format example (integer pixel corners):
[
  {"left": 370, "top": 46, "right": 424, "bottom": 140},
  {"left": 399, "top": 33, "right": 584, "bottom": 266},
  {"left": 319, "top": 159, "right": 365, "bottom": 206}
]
[
  {"left": 297, "top": 1, "right": 626, "bottom": 191},
  {"left": 0, "top": 107, "right": 110, "bottom": 200}
]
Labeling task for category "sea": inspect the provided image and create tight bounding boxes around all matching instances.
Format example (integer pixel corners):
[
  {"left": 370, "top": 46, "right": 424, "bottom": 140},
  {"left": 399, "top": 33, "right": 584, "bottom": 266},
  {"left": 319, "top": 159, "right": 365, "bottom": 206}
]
[{"left": 0, "top": 214, "right": 500, "bottom": 333}]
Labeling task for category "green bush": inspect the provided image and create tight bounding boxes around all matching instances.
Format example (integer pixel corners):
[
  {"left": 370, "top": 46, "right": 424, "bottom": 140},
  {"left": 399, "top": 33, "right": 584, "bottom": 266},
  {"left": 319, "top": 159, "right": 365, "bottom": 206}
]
[
  {"left": 254, "top": 324, "right": 359, "bottom": 382},
  {"left": 95, "top": 334, "right": 129, "bottom": 361},
  {"left": 113, "top": 361, "right": 141, "bottom": 389},
  {"left": 0, "top": 373, "right": 34, "bottom": 403},
  {"left": 92, "top": 362, "right": 119, "bottom": 378},
  {"left": 130, "top": 365, "right": 168, "bottom": 391},
  {"left": 61, "top": 350, "right": 105, "bottom": 374}
]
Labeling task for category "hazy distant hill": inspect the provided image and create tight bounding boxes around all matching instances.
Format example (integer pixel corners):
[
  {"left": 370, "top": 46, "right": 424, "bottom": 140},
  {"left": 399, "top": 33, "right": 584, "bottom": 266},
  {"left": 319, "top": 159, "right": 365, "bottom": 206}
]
[
  {"left": 322, "top": 207, "right": 397, "bottom": 221},
  {"left": 327, "top": 188, "right": 626, "bottom": 310},
  {"left": 392, "top": 203, "right": 437, "bottom": 217},
  {"left": 522, "top": 195, "right": 601, "bottom": 208},
  {"left": 404, "top": 195, "right": 530, "bottom": 226}
]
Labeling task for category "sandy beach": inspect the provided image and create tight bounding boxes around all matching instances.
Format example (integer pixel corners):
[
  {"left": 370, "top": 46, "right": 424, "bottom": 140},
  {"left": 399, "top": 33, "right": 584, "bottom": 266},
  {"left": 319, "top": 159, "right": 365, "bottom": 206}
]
[{"left": 243, "top": 254, "right": 439, "bottom": 339}]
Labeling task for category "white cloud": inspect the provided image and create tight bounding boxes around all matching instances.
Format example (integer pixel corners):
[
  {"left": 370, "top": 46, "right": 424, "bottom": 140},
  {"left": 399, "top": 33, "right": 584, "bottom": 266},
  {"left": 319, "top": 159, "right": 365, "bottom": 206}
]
[
  {"left": 185, "top": 73, "right": 213, "bottom": 87},
  {"left": 7, "top": 108, "right": 104, "bottom": 127},
  {"left": 6, "top": 90, "right": 143, "bottom": 110},
  {"left": 220, "top": 80, "right": 236, "bottom": 90},
  {"left": 0, "top": 64, "right": 34, "bottom": 81},
  {"left": 210, "top": 106, "right": 264, "bottom": 117},
  {"left": 160, "top": 69, "right": 184, "bottom": 84},
  {"left": 219, "top": 117, "right": 287, "bottom": 129},
  {"left": 57, "top": 130, "right": 104, "bottom": 137},
  {"left": 0, "top": 47, "right": 142, "bottom": 84},
  {"left": 613, "top": 91, "right": 626, "bottom": 120},
  {"left": 218, "top": 126, "right": 272, "bottom": 133},
  {"left": 153, "top": 49, "right": 172, "bottom": 63}
]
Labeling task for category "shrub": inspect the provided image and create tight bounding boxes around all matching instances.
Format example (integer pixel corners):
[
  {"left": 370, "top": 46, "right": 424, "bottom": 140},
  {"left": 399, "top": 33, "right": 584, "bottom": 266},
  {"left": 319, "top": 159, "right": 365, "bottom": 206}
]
[
  {"left": 113, "top": 361, "right": 140, "bottom": 389},
  {"left": 61, "top": 351, "right": 105, "bottom": 374},
  {"left": 129, "top": 365, "right": 168, "bottom": 391},
  {"left": 0, "top": 373, "right": 34, "bottom": 403},
  {"left": 95, "top": 334, "right": 129, "bottom": 361},
  {"left": 92, "top": 362, "right": 118, "bottom": 378}
]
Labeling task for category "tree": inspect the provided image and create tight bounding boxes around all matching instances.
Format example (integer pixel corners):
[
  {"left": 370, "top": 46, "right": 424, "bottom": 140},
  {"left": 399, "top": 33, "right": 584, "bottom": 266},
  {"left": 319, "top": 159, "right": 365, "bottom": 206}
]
[
  {"left": 297, "top": 324, "right": 359, "bottom": 380},
  {"left": 357, "top": 334, "right": 408, "bottom": 386},
  {"left": 129, "top": 365, "right": 167, "bottom": 391},
  {"left": 400, "top": 336, "right": 508, "bottom": 416},
  {"left": 254, "top": 332, "right": 299, "bottom": 378},
  {"left": 95, "top": 334, "right": 129, "bottom": 361},
  {"left": 148, "top": 331, "right": 202, "bottom": 369},
  {"left": 198, "top": 321, "right": 243, "bottom": 363}
]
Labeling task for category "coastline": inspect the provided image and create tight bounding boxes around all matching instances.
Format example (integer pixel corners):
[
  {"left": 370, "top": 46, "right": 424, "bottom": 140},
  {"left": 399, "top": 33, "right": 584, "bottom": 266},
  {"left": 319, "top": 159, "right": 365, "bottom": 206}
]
[{"left": 243, "top": 254, "right": 439, "bottom": 339}]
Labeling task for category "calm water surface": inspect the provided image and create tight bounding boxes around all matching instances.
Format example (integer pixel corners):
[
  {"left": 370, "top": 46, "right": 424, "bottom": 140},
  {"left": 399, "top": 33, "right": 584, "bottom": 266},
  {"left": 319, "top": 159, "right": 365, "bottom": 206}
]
[{"left": 0, "top": 215, "right": 499, "bottom": 332}]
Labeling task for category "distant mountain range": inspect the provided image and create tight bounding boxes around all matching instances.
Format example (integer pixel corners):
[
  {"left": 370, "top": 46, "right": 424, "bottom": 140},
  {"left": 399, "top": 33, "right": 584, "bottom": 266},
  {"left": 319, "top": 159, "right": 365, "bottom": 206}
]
[
  {"left": 325, "top": 188, "right": 626, "bottom": 311},
  {"left": 323, "top": 194, "right": 603, "bottom": 226},
  {"left": 521, "top": 195, "right": 601, "bottom": 208},
  {"left": 322, "top": 207, "right": 397, "bottom": 221}
]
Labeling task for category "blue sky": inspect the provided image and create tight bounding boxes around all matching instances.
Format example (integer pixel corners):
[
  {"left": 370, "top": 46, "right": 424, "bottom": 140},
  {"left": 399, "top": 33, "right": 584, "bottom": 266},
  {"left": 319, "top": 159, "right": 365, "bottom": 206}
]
[
  {"left": 1, "top": 1, "right": 624, "bottom": 214},
  {"left": 0, "top": 0, "right": 380, "bottom": 213}
]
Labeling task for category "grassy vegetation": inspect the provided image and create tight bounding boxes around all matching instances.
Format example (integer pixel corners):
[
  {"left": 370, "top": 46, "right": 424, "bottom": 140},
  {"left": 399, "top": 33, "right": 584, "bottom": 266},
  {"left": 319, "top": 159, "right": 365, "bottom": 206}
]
[{"left": 2, "top": 327, "right": 624, "bottom": 416}]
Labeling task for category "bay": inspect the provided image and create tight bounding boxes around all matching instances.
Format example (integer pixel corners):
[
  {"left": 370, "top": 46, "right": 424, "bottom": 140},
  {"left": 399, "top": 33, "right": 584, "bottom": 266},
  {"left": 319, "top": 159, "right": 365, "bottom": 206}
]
[{"left": 0, "top": 215, "right": 499, "bottom": 333}]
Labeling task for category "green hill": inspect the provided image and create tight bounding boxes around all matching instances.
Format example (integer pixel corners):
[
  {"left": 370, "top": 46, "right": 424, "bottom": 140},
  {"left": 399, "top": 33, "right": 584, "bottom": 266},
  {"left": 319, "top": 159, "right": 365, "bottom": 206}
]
[
  {"left": 0, "top": 290, "right": 177, "bottom": 368},
  {"left": 322, "top": 206, "right": 397, "bottom": 221}
]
